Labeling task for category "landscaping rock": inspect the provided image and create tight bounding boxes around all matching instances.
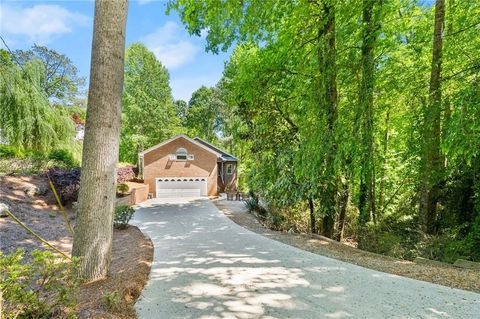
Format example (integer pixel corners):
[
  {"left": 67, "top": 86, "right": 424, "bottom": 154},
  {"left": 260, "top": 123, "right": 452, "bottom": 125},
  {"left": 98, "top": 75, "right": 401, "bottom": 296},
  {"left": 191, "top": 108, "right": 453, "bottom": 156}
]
[
  {"left": 414, "top": 257, "right": 450, "bottom": 267},
  {"left": 23, "top": 186, "right": 47, "bottom": 196},
  {"left": 0, "top": 202, "right": 9, "bottom": 217},
  {"left": 35, "top": 186, "right": 48, "bottom": 196},
  {"left": 24, "top": 186, "right": 38, "bottom": 196},
  {"left": 454, "top": 259, "right": 480, "bottom": 270}
]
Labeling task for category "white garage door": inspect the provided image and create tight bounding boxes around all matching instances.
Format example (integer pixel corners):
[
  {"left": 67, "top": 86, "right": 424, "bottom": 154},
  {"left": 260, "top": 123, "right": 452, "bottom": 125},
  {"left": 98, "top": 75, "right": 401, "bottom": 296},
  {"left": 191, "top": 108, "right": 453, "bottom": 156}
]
[{"left": 156, "top": 177, "right": 208, "bottom": 198}]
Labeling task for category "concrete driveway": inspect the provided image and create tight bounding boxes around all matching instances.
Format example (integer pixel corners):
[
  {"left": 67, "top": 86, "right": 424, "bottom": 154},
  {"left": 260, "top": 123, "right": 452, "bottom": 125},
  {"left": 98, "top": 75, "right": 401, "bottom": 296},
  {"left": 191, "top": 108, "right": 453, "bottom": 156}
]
[{"left": 132, "top": 198, "right": 479, "bottom": 319}]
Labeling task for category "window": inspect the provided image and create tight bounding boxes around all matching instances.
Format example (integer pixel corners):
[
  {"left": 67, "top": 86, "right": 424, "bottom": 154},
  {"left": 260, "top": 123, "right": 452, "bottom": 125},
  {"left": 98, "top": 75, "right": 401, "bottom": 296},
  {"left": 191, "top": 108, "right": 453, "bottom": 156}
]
[
  {"left": 226, "top": 163, "right": 234, "bottom": 175},
  {"left": 176, "top": 147, "right": 188, "bottom": 160},
  {"left": 187, "top": 154, "right": 195, "bottom": 160}
]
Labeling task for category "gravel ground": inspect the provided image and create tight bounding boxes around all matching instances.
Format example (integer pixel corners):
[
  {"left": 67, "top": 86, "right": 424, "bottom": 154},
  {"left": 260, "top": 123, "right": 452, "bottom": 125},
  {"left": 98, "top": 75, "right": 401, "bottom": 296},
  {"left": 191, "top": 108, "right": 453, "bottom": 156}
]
[
  {"left": 213, "top": 198, "right": 480, "bottom": 293},
  {"left": 132, "top": 197, "right": 480, "bottom": 319}
]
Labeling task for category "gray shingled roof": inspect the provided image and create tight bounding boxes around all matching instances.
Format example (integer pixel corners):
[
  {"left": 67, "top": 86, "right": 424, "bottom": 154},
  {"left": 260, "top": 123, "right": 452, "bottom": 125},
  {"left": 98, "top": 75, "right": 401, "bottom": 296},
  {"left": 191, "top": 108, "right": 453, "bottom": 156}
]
[{"left": 193, "top": 137, "right": 239, "bottom": 162}]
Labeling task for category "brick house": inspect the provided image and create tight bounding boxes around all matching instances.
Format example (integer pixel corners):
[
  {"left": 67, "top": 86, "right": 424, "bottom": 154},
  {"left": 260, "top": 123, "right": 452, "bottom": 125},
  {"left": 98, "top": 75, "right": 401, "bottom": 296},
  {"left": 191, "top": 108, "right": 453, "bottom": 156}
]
[{"left": 138, "top": 135, "right": 238, "bottom": 198}]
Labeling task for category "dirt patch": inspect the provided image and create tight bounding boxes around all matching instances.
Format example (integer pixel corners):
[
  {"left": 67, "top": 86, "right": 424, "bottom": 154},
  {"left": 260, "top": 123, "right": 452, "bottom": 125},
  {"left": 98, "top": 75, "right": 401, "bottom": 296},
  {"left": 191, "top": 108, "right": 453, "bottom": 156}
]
[
  {"left": 0, "top": 175, "right": 72, "bottom": 255},
  {"left": 213, "top": 199, "right": 480, "bottom": 293},
  {"left": 0, "top": 174, "right": 153, "bottom": 318}
]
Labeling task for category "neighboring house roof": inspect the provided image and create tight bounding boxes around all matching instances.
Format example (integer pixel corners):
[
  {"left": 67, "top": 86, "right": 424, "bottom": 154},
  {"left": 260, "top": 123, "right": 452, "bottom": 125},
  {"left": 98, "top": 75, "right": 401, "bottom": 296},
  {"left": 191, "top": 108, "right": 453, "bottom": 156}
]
[
  {"left": 193, "top": 137, "right": 239, "bottom": 162},
  {"left": 138, "top": 134, "right": 222, "bottom": 158}
]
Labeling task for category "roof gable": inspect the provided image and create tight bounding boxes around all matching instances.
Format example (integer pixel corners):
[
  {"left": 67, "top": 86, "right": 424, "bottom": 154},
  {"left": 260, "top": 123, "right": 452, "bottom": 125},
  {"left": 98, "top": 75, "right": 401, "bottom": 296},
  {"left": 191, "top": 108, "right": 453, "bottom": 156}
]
[
  {"left": 138, "top": 134, "right": 222, "bottom": 157},
  {"left": 193, "top": 137, "right": 239, "bottom": 161}
]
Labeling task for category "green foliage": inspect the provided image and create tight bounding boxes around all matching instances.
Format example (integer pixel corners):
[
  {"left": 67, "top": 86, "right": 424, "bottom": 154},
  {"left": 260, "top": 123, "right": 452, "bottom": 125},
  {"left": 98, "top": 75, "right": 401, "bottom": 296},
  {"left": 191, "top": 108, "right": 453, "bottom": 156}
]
[
  {"left": 0, "top": 249, "right": 79, "bottom": 319},
  {"left": 186, "top": 86, "right": 225, "bottom": 141},
  {"left": 0, "top": 145, "right": 20, "bottom": 158},
  {"left": 169, "top": 0, "right": 480, "bottom": 259},
  {"left": 0, "top": 52, "right": 76, "bottom": 153},
  {"left": 174, "top": 99, "right": 189, "bottom": 125},
  {"left": 120, "top": 43, "right": 181, "bottom": 164},
  {"left": 114, "top": 205, "right": 135, "bottom": 229},
  {"left": 102, "top": 290, "right": 121, "bottom": 312},
  {"left": 116, "top": 183, "right": 129, "bottom": 193},
  {"left": 0, "top": 146, "right": 80, "bottom": 174},
  {"left": 14, "top": 44, "right": 85, "bottom": 104},
  {"left": 48, "top": 149, "right": 78, "bottom": 168},
  {"left": 465, "top": 216, "right": 480, "bottom": 261},
  {"left": 244, "top": 197, "right": 258, "bottom": 213}
]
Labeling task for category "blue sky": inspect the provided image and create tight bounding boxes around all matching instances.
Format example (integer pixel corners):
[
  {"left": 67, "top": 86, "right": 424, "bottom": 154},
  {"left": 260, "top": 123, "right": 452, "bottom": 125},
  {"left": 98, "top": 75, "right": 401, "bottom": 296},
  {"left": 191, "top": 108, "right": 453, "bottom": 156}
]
[{"left": 0, "top": 0, "right": 231, "bottom": 101}]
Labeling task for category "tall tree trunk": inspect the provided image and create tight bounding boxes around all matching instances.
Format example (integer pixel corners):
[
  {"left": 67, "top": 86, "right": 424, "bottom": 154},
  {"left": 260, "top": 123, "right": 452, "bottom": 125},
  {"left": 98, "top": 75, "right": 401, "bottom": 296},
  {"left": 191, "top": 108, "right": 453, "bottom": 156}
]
[
  {"left": 378, "top": 110, "right": 390, "bottom": 210},
  {"left": 72, "top": 0, "right": 128, "bottom": 281},
  {"left": 309, "top": 196, "right": 316, "bottom": 234},
  {"left": 358, "top": 0, "right": 381, "bottom": 248},
  {"left": 319, "top": 2, "right": 338, "bottom": 239},
  {"left": 441, "top": 0, "right": 453, "bottom": 170},
  {"left": 336, "top": 173, "right": 350, "bottom": 241},
  {"left": 420, "top": 0, "right": 445, "bottom": 234}
]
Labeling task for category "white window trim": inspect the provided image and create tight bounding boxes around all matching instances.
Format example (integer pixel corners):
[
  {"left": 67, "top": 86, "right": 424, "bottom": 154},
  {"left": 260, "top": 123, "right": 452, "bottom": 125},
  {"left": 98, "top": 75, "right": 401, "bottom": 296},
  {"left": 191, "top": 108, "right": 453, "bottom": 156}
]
[
  {"left": 176, "top": 147, "right": 188, "bottom": 161},
  {"left": 226, "top": 163, "right": 234, "bottom": 175}
]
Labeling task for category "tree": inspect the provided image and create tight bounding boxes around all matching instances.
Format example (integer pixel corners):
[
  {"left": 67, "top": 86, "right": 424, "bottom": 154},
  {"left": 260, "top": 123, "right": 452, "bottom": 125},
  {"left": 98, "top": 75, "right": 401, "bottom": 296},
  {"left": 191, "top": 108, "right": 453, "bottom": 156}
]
[
  {"left": 174, "top": 99, "right": 189, "bottom": 125},
  {"left": 186, "top": 86, "right": 225, "bottom": 141},
  {"left": 170, "top": 0, "right": 480, "bottom": 261},
  {"left": 0, "top": 50, "right": 75, "bottom": 152},
  {"left": 317, "top": 1, "right": 339, "bottom": 238},
  {"left": 14, "top": 44, "right": 85, "bottom": 104},
  {"left": 357, "top": 0, "right": 382, "bottom": 245},
  {"left": 419, "top": 0, "right": 446, "bottom": 234},
  {"left": 72, "top": 0, "right": 128, "bottom": 281},
  {"left": 120, "top": 43, "right": 179, "bottom": 164},
  {"left": 169, "top": 0, "right": 342, "bottom": 238}
]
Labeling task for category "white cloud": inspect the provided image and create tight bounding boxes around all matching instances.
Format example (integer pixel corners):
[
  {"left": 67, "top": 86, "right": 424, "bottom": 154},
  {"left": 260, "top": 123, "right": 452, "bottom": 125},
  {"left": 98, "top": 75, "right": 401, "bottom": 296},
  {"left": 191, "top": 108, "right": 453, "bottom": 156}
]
[
  {"left": 0, "top": 4, "right": 90, "bottom": 44},
  {"left": 143, "top": 21, "right": 200, "bottom": 69}
]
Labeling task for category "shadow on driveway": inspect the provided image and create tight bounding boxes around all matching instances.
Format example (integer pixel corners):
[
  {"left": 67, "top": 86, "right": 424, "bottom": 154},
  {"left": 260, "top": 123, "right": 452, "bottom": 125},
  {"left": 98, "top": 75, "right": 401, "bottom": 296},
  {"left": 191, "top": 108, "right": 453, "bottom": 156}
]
[{"left": 132, "top": 198, "right": 479, "bottom": 319}]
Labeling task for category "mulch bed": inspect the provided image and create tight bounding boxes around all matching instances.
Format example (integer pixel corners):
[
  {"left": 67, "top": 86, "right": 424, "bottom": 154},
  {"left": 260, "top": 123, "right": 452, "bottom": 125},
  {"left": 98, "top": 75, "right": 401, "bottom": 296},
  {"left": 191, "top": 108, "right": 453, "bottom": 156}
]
[
  {"left": 77, "top": 227, "right": 153, "bottom": 318},
  {"left": 214, "top": 199, "right": 480, "bottom": 293},
  {"left": 0, "top": 174, "right": 154, "bottom": 318}
]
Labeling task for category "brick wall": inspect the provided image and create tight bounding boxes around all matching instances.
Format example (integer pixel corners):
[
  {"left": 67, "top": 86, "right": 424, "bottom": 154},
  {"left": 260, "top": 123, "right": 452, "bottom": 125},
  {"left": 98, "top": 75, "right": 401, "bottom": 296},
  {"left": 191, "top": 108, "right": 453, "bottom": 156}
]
[
  {"left": 127, "top": 182, "right": 149, "bottom": 204},
  {"left": 115, "top": 194, "right": 132, "bottom": 207},
  {"left": 143, "top": 136, "right": 219, "bottom": 196}
]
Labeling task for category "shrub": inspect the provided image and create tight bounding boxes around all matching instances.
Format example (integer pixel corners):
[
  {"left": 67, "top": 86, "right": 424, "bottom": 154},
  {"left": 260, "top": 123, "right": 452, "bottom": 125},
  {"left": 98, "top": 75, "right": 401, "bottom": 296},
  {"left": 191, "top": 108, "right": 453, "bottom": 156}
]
[
  {"left": 48, "top": 168, "right": 81, "bottom": 204},
  {"left": 103, "top": 290, "right": 121, "bottom": 312},
  {"left": 465, "top": 215, "right": 480, "bottom": 261},
  {"left": 244, "top": 197, "right": 267, "bottom": 217},
  {"left": 0, "top": 145, "right": 21, "bottom": 158},
  {"left": 117, "top": 166, "right": 136, "bottom": 183},
  {"left": 0, "top": 249, "right": 79, "bottom": 319},
  {"left": 358, "top": 213, "right": 421, "bottom": 260},
  {"left": 48, "top": 167, "right": 137, "bottom": 204},
  {"left": 266, "top": 212, "right": 286, "bottom": 230},
  {"left": 48, "top": 149, "right": 78, "bottom": 168},
  {"left": 114, "top": 205, "right": 135, "bottom": 229},
  {"left": 116, "top": 183, "right": 129, "bottom": 194},
  {"left": 244, "top": 197, "right": 258, "bottom": 213},
  {"left": 416, "top": 219, "right": 480, "bottom": 263}
]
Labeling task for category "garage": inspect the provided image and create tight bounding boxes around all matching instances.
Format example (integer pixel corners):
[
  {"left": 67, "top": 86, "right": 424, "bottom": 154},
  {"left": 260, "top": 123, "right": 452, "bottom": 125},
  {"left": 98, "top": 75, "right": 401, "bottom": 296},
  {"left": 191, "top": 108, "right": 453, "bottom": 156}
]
[{"left": 156, "top": 177, "right": 208, "bottom": 198}]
